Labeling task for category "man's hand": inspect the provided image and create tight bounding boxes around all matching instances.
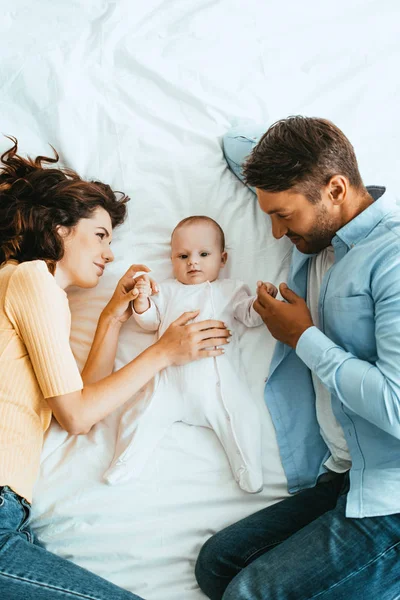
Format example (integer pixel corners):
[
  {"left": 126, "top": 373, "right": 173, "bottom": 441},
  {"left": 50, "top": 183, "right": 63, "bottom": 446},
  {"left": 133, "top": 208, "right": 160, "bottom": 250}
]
[{"left": 253, "top": 282, "right": 314, "bottom": 348}]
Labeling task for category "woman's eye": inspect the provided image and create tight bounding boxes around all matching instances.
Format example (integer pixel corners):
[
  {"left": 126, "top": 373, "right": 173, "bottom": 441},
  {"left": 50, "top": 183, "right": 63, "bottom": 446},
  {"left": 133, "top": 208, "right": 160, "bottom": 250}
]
[{"left": 96, "top": 233, "right": 105, "bottom": 240}]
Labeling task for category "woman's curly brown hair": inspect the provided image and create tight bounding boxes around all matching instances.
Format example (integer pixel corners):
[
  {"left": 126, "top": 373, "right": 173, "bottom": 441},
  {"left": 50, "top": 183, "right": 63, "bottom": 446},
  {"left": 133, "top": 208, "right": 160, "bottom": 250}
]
[{"left": 0, "top": 137, "right": 129, "bottom": 273}]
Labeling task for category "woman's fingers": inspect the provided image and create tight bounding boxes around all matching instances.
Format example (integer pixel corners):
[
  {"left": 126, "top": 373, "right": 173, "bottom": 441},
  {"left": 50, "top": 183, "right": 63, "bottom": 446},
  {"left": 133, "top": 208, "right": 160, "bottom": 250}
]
[
  {"left": 189, "top": 319, "right": 227, "bottom": 332},
  {"left": 123, "top": 264, "right": 151, "bottom": 280},
  {"left": 194, "top": 327, "right": 231, "bottom": 341},
  {"left": 198, "top": 335, "right": 230, "bottom": 347},
  {"left": 121, "top": 265, "right": 151, "bottom": 292},
  {"left": 198, "top": 348, "right": 225, "bottom": 358}
]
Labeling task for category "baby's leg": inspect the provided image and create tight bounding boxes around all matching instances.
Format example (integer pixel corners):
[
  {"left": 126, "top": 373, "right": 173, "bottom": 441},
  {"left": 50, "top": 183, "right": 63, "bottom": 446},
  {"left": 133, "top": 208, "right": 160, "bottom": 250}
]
[
  {"left": 206, "top": 394, "right": 264, "bottom": 493},
  {"left": 104, "top": 387, "right": 183, "bottom": 485}
]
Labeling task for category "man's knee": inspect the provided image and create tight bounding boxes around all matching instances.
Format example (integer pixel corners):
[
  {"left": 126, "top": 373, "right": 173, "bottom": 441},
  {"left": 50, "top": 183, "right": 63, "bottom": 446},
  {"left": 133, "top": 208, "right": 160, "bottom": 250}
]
[
  {"left": 195, "top": 531, "right": 235, "bottom": 600},
  {"left": 222, "top": 567, "right": 266, "bottom": 600},
  {"left": 195, "top": 534, "right": 220, "bottom": 585}
]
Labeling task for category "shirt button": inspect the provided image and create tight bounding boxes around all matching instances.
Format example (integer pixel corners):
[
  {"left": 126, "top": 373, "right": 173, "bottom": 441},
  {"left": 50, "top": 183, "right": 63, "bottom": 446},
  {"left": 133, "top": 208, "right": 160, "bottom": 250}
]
[{"left": 216, "top": 381, "right": 221, "bottom": 387}]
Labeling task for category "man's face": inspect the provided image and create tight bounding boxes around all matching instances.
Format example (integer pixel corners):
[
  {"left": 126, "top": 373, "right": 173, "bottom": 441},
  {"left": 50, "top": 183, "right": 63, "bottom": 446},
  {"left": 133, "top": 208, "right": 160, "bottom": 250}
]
[{"left": 256, "top": 187, "right": 339, "bottom": 254}]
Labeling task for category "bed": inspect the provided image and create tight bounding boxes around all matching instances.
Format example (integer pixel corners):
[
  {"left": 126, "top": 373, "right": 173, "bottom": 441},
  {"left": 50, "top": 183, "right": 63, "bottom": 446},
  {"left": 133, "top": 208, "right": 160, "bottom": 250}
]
[{"left": 1, "top": 1, "right": 399, "bottom": 598}]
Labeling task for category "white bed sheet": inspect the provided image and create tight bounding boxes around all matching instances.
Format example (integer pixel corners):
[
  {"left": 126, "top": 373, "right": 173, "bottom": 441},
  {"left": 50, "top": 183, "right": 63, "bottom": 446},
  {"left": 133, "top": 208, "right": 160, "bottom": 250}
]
[{"left": 1, "top": 1, "right": 400, "bottom": 598}]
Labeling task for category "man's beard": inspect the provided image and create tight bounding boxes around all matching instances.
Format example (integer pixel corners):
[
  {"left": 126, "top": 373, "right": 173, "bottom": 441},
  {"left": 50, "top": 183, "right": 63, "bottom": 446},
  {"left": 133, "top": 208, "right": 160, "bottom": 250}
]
[{"left": 288, "top": 204, "right": 336, "bottom": 254}]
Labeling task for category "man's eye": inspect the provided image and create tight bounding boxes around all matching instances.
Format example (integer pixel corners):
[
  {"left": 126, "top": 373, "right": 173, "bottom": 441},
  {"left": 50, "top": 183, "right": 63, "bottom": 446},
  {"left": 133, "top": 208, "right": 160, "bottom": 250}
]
[{"left": 277, "top": 214, "right": 290, "bottom": 219}]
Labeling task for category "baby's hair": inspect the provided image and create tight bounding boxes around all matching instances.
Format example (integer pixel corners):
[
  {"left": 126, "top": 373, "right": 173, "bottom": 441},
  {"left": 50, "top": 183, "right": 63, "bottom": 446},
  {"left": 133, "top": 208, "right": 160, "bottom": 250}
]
[{"left": 171, "top": 216, "right": 225, "bottom": 252}]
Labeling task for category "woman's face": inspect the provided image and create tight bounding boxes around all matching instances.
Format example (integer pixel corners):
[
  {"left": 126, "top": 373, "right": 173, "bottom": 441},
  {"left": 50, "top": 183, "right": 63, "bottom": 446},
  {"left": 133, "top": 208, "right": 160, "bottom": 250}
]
[{"left": 55, "top": 207, "right": 114, "bottom": 289}]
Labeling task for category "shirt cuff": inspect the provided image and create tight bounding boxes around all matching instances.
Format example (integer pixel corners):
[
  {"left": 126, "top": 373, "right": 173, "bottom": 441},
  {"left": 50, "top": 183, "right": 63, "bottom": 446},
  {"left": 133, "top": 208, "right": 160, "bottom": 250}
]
[{"left": 295, "top": 326, "right": 336, "bottom": 371}]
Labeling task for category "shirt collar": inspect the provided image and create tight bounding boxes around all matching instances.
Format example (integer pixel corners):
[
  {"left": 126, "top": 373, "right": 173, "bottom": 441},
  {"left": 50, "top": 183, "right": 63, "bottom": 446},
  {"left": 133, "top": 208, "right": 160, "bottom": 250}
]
[{"left": 333, "top": 186, "right": 398, "bottom": 250}]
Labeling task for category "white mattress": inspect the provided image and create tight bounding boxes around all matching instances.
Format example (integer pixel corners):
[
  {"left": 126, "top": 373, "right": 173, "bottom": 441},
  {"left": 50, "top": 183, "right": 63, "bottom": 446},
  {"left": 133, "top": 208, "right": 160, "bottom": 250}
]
[{"left": 1, "top": 1, "right": 400, "bottom": 598}]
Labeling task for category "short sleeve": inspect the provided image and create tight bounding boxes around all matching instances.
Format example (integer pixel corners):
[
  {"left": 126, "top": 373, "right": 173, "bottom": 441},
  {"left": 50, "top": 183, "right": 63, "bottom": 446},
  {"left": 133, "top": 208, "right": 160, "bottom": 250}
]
[{"left": 5, "top": 261, "right": 83, "bottom": 398}]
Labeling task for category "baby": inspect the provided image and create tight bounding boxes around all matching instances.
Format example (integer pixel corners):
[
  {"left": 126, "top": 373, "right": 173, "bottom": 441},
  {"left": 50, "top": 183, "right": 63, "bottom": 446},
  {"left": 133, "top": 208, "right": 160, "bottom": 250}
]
[{"left": 103, "top": 216, "right": 277, "bottom": 493}]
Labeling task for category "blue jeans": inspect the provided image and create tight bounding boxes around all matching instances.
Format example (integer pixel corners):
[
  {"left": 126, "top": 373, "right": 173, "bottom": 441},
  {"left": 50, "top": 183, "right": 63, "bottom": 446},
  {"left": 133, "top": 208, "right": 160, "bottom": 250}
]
[
  {"left": 195, "top": 459, "right": 400, "bottom": 599},
  {"left": 0, "top": 486, "right": 144, "bottom": 599}
]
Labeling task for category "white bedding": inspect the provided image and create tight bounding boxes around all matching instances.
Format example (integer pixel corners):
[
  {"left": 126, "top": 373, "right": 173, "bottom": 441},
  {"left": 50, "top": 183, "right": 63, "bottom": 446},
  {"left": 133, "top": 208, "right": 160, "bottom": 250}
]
[{"left": 1, "top": 1, "right": 400, "bottom": 598}]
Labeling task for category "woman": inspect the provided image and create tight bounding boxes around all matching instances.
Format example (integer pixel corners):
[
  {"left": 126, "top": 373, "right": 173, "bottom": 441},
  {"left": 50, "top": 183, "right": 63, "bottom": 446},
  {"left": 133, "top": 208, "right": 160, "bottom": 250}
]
[{"left": 0, "top": 138, "right": 230, "bottom": 599}]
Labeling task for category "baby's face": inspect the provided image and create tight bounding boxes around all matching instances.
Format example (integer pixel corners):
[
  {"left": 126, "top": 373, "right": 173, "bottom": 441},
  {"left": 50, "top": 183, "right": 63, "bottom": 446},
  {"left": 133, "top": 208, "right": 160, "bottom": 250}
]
[{"left": 171, "top": 222, "right": 227, "bottom": 285}]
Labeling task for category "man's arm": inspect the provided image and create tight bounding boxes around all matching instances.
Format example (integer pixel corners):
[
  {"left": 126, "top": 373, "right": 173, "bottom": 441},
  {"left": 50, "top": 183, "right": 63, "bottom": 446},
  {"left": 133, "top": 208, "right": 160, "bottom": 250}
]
[
  {"left": 296, "top": 249, "right": 400, "bottom": 440},
  {"left": 255, "top": 251, "right": 400, "bottom": 440}
]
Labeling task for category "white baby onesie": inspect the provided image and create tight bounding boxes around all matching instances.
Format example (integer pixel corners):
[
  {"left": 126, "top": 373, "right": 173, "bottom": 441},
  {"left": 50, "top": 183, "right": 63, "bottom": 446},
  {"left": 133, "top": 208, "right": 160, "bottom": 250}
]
[{"left": 103, "top": 278, "right": 264, "bottom": 493}]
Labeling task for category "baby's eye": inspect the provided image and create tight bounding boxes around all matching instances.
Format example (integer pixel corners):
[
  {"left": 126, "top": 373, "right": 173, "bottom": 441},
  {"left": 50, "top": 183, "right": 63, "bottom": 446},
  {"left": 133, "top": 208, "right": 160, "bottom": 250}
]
[
  {"left": 200, "top": 252, "right": 210, "bottom": 257},
  {"left": 179, "top": 254, "right": 188, "bottom": 259}
]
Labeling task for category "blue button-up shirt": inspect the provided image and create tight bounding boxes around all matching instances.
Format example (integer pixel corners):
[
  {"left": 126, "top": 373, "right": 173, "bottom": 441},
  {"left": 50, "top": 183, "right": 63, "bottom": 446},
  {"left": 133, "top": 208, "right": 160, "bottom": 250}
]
[{"left": 265, "top": 187, "right": 400, "bottom": 517}]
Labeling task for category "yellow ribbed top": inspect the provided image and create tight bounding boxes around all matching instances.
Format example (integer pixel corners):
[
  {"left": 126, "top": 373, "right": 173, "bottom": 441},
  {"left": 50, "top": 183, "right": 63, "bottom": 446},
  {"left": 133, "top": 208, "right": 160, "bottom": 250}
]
[{"left": 0, "top": 260, "right": 83, "bottom": 502}]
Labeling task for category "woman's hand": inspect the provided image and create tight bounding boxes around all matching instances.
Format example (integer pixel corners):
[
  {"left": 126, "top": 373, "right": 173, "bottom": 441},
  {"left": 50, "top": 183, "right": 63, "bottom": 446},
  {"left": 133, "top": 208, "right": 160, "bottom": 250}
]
[
  {"left": 156, "top": 311, "right": 231, "bottom": 366},
  {"left": 102, "top": 264, "right": 158, "bottom": 324}
]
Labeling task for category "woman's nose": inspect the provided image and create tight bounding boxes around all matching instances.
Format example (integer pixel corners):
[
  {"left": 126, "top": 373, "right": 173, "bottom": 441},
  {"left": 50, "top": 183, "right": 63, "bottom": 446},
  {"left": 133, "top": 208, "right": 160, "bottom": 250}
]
[{"left": 103, "top": 247, "right": 114, "bottom": 264}]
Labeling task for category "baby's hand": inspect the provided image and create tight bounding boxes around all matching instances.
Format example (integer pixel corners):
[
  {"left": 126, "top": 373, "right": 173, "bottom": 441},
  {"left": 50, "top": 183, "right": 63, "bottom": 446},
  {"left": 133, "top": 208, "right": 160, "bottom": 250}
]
[
  {"left": 133, "top": 277, "right": 153, "bottom": 314},
  {"left": 257, "top": 281, "right": 278, "bottom": 298}
]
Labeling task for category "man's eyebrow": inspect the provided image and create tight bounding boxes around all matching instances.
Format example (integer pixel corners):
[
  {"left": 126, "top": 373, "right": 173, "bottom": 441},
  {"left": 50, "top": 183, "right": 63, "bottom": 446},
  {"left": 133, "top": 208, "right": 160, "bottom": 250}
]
[
  {"left": 267, "top": 209, "right": 290, "bottom": 215},
  {"left": 97, "top": 226, "right": 111, "bottom": 237}
]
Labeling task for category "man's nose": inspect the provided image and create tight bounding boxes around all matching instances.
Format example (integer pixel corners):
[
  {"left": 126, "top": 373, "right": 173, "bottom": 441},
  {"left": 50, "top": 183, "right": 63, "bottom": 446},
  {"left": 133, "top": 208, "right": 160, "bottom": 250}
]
[{"left": 271, "top": 216, "right": 288, "bottom": 240}]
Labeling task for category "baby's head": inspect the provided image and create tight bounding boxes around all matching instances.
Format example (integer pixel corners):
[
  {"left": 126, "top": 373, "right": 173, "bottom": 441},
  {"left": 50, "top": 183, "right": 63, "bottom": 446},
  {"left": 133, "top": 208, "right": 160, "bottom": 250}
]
[{"left": 171, "top": 216, "right": 227, "bottom": 285}]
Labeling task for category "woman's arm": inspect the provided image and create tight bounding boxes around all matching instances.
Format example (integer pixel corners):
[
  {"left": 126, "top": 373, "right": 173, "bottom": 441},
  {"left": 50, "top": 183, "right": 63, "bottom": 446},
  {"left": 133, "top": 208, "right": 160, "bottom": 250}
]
[
  {"left": 48, "top": 312, "right": 230, "bottom": 434},
  {"left": 81, "top": 313, "right": 123, "bottom": 384},
  {"left": 81, "top": 265, "right": 157, "bottom": 384}
]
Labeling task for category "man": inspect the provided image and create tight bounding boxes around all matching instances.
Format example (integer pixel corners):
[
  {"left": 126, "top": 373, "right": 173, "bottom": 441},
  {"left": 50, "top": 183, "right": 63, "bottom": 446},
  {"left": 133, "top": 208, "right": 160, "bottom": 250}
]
[{"left": 195, "top": 117, "right": 400, "bottom": 599}]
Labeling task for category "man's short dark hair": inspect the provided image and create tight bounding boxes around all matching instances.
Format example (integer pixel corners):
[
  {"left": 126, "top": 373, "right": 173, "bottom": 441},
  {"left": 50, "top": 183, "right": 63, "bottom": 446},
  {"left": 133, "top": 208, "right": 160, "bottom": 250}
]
[{"left": 243, "top": 116, "right": 364, "bottom": 203}]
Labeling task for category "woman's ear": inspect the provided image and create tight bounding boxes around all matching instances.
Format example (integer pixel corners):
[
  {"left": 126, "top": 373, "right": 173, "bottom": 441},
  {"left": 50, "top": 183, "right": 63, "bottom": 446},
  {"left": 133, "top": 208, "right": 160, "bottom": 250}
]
[{"left": 56, "top": 225, "right": 70, "bottom": 239}]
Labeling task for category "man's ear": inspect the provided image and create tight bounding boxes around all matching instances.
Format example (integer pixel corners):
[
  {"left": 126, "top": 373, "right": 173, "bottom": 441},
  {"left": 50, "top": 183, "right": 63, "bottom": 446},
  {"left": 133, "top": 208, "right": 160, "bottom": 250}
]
[
  {"left": 221, "top": 251, "right": 228, "bottom": 267},
  {"left": 327, "top": 175, "right": 348, "bottom": 205}
]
